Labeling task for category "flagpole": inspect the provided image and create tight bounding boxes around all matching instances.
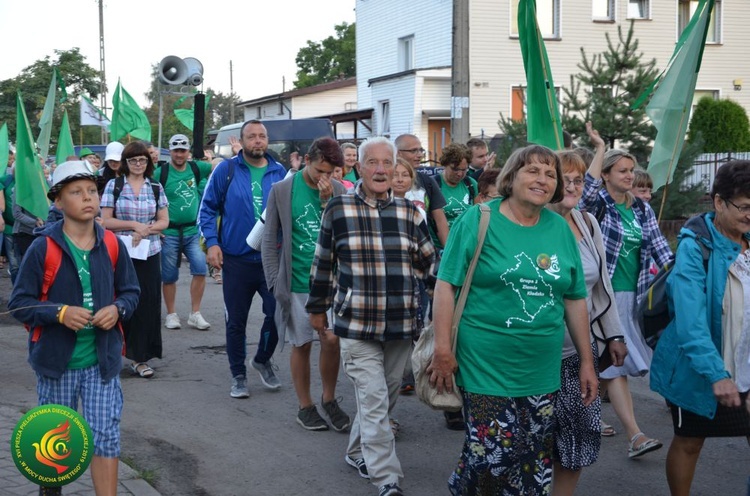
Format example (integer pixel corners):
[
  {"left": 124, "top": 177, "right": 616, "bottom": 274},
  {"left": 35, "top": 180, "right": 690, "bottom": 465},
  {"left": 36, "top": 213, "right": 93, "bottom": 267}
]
[{"left": 535, "top": 26, "right": 562, "bottom": 150}]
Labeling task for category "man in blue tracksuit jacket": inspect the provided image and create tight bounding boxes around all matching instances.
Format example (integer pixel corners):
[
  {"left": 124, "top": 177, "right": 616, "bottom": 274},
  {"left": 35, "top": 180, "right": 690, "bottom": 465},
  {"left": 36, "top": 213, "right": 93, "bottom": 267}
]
[{"left": 199, "top": 120, "right": 287, "bottom": 398}]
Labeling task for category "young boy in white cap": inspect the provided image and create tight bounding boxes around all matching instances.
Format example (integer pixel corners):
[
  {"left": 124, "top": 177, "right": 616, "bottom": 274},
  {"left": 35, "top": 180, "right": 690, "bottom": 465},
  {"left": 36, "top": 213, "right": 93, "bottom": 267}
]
[{"left": 9, "top": 161, "right": 140, "bottom": 496}]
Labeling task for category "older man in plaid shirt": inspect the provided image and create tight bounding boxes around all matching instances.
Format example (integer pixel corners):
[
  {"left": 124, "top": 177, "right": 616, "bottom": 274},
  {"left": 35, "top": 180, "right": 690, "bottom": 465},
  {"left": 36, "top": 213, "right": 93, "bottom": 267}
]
[{"left": 307, "top": 137, "right": 435, "bottom": 496}]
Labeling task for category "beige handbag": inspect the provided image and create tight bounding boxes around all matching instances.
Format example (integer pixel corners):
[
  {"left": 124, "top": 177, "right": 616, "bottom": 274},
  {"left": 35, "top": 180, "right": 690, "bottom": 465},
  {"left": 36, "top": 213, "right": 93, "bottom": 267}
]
[{"left": 412, "top": 204, "right": 490, "bottom": 412}]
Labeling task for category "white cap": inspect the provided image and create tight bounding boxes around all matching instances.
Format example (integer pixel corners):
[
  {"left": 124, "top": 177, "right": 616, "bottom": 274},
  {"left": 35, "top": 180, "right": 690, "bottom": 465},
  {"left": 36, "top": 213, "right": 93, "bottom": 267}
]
[
  {"left": 47, "top": 161, "right": 97, "bottom": 200},
  {"left": 104, "top": 141, "right": 124, "bottom": 162}
]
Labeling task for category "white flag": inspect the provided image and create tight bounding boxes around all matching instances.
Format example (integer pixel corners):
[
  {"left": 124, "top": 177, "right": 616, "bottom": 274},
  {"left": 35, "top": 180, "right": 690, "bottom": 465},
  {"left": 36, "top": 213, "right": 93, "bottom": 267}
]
[{"left": 80, "top": 96, "right": 111, "bottom": 128}]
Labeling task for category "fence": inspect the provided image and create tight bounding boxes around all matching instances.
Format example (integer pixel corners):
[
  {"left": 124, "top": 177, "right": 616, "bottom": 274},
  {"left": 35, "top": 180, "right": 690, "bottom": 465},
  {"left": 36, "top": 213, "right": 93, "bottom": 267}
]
[{"left": 682, "top": 151, "right": 750, "bottom": 191}]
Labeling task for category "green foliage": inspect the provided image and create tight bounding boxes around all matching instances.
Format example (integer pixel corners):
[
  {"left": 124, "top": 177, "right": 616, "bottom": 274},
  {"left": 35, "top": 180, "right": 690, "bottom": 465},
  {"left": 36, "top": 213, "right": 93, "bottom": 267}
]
[
  {"left": 687, "top": 97, "right": 750, "bottom": 152},
  {"left": 496, "top": 113, "right": 529, "bottom": 164},
  {"left": 650, "top": 137, "right": 708, "bottom": 220},
  {"left": 294, "top": 22, "right": 355, "bottom": 89},
  {"left": 561, "top": 22, "right": 658, "bottom": 165},
  {"left": 0, "top": 48, "right": 103, "bottom": 144}
]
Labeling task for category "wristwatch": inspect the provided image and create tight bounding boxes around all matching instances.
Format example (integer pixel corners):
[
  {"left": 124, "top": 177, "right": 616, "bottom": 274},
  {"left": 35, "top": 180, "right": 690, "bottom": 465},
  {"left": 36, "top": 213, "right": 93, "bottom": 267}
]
[{"left": 113, "top": 301, "right": 126, "bottom": 319}]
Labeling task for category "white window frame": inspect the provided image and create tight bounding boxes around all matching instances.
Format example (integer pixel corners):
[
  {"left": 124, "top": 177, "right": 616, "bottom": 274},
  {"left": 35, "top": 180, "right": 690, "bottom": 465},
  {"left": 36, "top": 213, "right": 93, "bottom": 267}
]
[
  {"left": 678, "top": 0, "right": 722, "bottom": 44},
  {"left": 592, "top": 0, "right": 616, "bottom": 22},
  {"left": 398, "top": 35, "right": 415, "bottom": 72},
  {"left": 627, "top": 0, "right": 651, "bottom": 20},
  {"left": 690, "top": 89, "right": 721, "bottom": 121},
  {"left": 379, "top": 101, "right": 391, "bottom": 135},
  {"left": 511, "top": 0, "right": 561, "bottom": 40}
]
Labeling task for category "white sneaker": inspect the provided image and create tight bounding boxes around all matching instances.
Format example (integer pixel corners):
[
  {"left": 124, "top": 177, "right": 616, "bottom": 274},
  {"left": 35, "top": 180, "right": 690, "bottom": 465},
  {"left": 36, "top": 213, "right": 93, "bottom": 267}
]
[
  {"left": 165, "top": 313, "right": 181, "bottom": 329},
  {"left": 187, "top": 311, "right": 210, "bottom": 330}
]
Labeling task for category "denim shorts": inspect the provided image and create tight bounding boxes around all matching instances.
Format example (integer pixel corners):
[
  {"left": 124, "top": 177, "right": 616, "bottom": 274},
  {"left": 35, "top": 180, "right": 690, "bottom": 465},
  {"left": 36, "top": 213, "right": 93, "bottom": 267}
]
[
  {"left": 160, "top": 233, "right": 207, "bottom": 283},
  {"left": 36, "top": 366, "right": 123, "bottom": 458}
]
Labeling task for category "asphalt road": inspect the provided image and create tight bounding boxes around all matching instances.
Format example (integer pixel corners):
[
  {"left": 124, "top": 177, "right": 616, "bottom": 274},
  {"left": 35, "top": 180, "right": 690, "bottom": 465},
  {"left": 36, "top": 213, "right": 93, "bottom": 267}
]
[{"left": 1, "top": 265, "right": 748, "bottom": 496}]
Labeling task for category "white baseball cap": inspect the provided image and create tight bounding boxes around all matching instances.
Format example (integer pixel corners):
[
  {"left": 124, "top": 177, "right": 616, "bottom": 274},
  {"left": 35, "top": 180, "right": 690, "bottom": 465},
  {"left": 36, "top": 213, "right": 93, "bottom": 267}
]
[{"left": 104, "top": 141, "right": 124, "bottom": 162}]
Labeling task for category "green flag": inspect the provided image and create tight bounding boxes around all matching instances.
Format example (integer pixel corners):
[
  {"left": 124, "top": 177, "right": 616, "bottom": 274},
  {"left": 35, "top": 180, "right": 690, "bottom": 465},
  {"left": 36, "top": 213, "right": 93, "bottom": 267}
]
[
  {"left": 37, "top": 69, "right": 58, "bottom": 160},
  {"left": 15, "top": 93, "right": 50, "bottom": 219},
  {"left": 645, "top": 0, "right": 714, "bottom": 191},
  {"left": 110, "top": 79, "right": 152, "bottom": 141},
  {"left": 57, "top": 68, "right": 68, "bottom": 103},
  {"left": 518, "top": 0, "right": 563, "bottom": 150},
  {"left": 0, "top": 123, "right": 8, "bottom": 177},
  {"left": 174, "top": 92, "right": 211, "bottom": 131},
  {"left": 55, "top": 110, "right": 75, "bottom": 166}
]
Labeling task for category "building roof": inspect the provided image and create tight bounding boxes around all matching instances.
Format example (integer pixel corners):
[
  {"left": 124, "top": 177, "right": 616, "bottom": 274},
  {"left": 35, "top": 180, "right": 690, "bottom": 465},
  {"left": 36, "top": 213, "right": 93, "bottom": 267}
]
[{"left": 237, "top": 77, "right": 356, "bottom": 107}]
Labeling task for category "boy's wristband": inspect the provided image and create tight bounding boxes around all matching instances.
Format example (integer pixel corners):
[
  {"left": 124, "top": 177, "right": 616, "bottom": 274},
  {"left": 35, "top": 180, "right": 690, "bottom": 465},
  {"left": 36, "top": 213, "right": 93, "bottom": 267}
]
[{"left": 57, "top": 305, "right": 69, "bottom": 324}]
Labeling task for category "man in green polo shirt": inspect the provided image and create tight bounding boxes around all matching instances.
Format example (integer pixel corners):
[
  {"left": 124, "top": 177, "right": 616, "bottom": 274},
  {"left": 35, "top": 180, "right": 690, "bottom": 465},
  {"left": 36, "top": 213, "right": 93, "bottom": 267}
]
[{"left": 156, "top": 134, "right": 213, "bottom": 330}]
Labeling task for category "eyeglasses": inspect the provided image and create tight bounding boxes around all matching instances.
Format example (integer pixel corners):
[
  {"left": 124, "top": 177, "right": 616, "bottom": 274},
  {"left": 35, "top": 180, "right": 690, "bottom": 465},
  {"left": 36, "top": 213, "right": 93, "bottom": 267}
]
[
  {"left": 398, "top": 148, "right": 425, "bottom": 155},
  {"left": 724, "top": 197, "right": 750, "bottom": 214},
  {"left": 126, "top": 157, "right": 148, "bottom": 166},
  {"left": 171, "top": 139, "right": 188, "bottom": 146},
  {"left": 564, "top": 178, "right": 584, "bottom": 188}
]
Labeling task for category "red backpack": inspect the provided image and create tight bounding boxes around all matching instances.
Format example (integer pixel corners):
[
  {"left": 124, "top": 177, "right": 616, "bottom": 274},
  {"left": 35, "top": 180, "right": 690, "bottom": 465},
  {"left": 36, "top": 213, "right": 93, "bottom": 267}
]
[{"left": 29, "top": 230, "right": 120, "bottom": 344}]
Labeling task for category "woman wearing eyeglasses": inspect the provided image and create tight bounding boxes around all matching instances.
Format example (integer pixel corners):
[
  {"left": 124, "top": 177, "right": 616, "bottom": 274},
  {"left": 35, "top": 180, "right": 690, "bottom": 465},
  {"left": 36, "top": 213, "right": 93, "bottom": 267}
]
[
  {"left": 101, "top": 141, "right": 169, "bottom": 378},
  {"left": 650, "top": 161, "right": 750, "bottom": 496},
  {"left": 578, "top": 122, "right": 672, "bottom": 459}
]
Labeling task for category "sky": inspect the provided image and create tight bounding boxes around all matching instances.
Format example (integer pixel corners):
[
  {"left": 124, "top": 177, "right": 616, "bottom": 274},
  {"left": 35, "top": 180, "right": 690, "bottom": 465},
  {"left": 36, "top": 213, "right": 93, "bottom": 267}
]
[{"left": 0, "top": 0, "right": 356, "bottom": 112}]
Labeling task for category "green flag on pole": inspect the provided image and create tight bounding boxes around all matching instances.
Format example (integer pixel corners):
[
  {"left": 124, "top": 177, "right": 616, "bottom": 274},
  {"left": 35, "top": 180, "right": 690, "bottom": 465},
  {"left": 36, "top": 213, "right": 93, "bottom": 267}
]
[
  {"left": 37, "top": 69, "right": 58, "bottom": 161},
  {"left": 174, "top": 92, "right": 211, "bottom": 131},
  {"left": 15, "top": 93, "right": 50, "bottom": 220},
  {"left": 55, "top": 110, "right": 75, "bottom": 166},
  {"left": 110, "top": 79, "right": 152, "bottom": 142},
  {"left": 645, "top": 0, "right": 714, "bottom": 191},
  {"left": 0, "top": 123, "right": 9, "bottom": 177},
  {"left": 518, "top": 0, "right": 563, "bottom": 150},
  {"left": 57, "top": 68, "right": 68, "bottom": 103}
]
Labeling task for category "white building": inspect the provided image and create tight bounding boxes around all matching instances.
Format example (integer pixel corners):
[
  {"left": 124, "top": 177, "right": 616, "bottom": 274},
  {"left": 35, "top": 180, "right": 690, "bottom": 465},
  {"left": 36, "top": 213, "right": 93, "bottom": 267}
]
[{"left": 355, "top": 0, "right": 750, "bottom": 158}]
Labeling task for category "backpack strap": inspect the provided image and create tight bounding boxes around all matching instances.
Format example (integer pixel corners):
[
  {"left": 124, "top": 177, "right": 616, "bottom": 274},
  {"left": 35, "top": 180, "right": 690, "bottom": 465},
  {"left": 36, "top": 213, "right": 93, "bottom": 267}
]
[
  {"left": 112, "top": 176, "right": 125, "bottom": 214},
  {"left": 463, "top": 176, "right": 476, "bottom": 204},
  {"left": 188, "top": 160, "right": 201, "bottom": 187},
  {"left": 159, "top": 164, "right": 169, "bottom": 188},
  {"left": 28, "top": 238, "right": 64, "bottom": 342},
  {"left": 217, "top": 161, "right": 236, "bottom": 244},
  {"left": 102, "top": 229, "right": 119, "bottom": 270}
]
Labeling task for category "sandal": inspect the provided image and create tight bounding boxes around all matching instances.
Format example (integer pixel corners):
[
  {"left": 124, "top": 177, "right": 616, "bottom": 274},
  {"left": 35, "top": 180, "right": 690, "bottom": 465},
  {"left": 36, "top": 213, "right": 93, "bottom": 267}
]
[
  {"left": 444, "top": 410, "right": 465, "bottom": 431},
  {"left": 601, "top": 421, "right": 617, "bottom": 437},
  {"left": 628, "top": 432, "right": 662, "bottom": 458},
  {"left": 131, "top": 362, "right": 154, "bottom": 378},
  {"left": 390, "top": 418, "right": 401, "bottom": 438}
]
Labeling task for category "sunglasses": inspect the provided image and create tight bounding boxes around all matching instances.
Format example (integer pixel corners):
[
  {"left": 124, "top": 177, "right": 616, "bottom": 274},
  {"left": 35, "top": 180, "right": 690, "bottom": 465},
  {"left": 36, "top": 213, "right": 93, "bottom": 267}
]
[{"left": 171, "top": 139, "right": 188, "bottom": 146}]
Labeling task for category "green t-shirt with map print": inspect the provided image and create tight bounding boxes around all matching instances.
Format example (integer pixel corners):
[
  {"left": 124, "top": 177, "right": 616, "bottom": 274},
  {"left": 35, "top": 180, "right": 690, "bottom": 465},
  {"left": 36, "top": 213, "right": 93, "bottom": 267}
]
[
  {"left": 440, "top": 177, "right": 478, "bottom": 230},
  {"left": 243, "top": 158, "right": 267, "bottom": 222},
  {"left": 154, "top": 161, "right": 212, "bottom": 237},
  {"left": 63, "top": 234, "right": 98, "bottom": 370},
  {"left": 290, "top": 172, "right": 324, "bottom": 293},
  {"left": 438, "top": 199, "right": 587, "bottom": 397},
  {"left": 610, "top": 203, "right": 642, "bottom": 292}
]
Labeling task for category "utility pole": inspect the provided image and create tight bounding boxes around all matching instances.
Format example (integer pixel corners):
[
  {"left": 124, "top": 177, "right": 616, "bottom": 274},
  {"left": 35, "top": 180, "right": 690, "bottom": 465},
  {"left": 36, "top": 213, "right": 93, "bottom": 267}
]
[
  {"left": 98, "top": 0, "right": 108, "bottom": 144},
  {"left": 451, "top": 0, "right": 470, "bottom": 143},
  {"left": 229, "top": 60, "right": 235, "bottom": 123}
]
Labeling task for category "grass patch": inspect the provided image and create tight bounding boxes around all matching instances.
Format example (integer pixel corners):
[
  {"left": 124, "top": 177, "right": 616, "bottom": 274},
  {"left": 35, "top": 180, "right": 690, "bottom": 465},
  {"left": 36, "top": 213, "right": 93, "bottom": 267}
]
[{"left": 120, "top": 455, "right": 159, "bottom": 486}]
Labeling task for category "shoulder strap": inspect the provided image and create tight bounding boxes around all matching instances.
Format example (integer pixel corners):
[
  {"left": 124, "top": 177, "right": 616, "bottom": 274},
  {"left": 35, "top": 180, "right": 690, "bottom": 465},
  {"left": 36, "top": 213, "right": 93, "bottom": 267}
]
[
  {"left": 112, "top": 176, "right": 125, "bottom": 207},
  {"left": 463, "top": 177, "right": 476, "bottom": 203},
  {"left": 189, "top": 161, "right": 201, "bottom": 186},
  {"left": 30, "top": 237, "right": 64, "bottom": 341},
  {"left": 218, "top": 161, "right": 236, "bottom": 217},
  {"left": 451, "top": 204, "right": 490, "bottom": 352},
  {"left": 102, "top": 229, "right": 119, "bottom": 270},
  {"left": 159, "top": 164, "right": 169, "bottom": 188},
  {"left": 582, "top": 211, "right": 595, "bottom": 237}
]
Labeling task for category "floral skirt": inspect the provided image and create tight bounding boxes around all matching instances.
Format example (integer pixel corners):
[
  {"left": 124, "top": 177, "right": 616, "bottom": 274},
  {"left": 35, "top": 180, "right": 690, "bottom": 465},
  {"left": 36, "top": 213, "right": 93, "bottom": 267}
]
[{"left": 448, "top": 391, "right": 556, "bottom": 496}]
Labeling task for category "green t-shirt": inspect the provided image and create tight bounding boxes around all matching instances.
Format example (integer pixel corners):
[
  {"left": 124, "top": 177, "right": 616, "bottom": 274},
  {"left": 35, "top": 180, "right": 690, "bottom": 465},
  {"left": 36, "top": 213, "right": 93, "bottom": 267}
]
[
  {"left": 290, "top": 172, "right": 324, "bottom": 293},
  {"left": 1, "top": 176, "right": 15, "bottom": 235},
  {"left": 438, "top": 200, "right": 587, "bottom": 397},
  {"left": 610, "top": 203, "right": 642, "bottom": 292},
  {"left": 243, "top": 158, "right": 267, "bottom": 221},
  {"left": 344, "top": 169, "right": 358, "bottom": 183},
  {"left": 440, "top": 177, "right": 478, "bottom": 230},
  {"left": 154, "top": 161, "right": 212, "bottom": 236},
  {"left": 63, "top": 234, "right": 98, "bottom": 370}
]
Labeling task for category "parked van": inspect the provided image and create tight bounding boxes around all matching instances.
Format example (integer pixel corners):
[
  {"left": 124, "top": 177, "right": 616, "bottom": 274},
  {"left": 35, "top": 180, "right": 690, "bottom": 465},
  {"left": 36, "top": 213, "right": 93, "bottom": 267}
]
[{"left": 214, "top": 118, "right": 335, "bottom": 166}]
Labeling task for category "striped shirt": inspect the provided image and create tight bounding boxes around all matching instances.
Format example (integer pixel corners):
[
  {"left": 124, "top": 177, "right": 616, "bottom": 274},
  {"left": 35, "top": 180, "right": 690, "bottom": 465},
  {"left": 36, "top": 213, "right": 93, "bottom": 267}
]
[
  {"left": 306, "top": 184, "right": 436, "bottom": 341},
  {"left": 579, "top": 173, "right": 672, "bottom": 304}
]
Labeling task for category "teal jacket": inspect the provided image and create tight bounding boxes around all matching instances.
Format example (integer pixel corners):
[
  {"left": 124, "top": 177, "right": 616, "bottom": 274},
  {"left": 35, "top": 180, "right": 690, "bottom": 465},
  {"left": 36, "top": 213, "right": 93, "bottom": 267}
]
[{"left": 650, "top": 213, "right": 747, "bottom": 419}]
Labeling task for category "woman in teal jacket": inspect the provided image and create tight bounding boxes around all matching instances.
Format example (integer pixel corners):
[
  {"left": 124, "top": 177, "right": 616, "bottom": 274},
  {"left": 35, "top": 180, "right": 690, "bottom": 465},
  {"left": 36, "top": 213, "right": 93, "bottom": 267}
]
[{"left": 651, "top": 160, "right": 750, "bottom": 496}]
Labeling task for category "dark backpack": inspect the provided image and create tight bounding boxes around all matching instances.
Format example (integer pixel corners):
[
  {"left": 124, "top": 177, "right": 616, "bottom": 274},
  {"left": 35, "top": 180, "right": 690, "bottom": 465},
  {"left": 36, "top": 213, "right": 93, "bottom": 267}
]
[
  {"left": 112, "top": 176, "right": 160, "bottom": 214},
  {"left": 157, "top": 160, "right": 202, "bottom": 191},
  {"left": 434, "top": 174, "right": 476, "bottom": 205},
  {"left": 637, "top": 213, "right": 712, "bottom": 349}
]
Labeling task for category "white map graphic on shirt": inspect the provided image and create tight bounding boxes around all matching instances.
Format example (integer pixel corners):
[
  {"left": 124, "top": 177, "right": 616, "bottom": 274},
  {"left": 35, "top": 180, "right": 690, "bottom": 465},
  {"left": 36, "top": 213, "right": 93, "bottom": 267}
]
[
  {"left": 620, "top": 214, "right": 642, "bottom": 257},
  {"left": 500, "top": 253, "right": 556, "bottom": 327},
  {"left": 173, "top": 181, "right": 196, "bottom": 211},
  {"left": 294, "top": 204, "right": 320, "bottom": 251}
]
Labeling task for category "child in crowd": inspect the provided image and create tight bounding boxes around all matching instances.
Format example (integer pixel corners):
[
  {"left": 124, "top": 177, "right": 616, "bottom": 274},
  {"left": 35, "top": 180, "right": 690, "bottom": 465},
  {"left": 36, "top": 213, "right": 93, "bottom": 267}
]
[
  {"left": 9, "top": 161, "right": 140, "bottom": 496},
  {"left": 332, "top": 163, "right": 355, "bottom": 190},
  {"left": 632, "top": 168, "right": 653, "bottom": 204}
]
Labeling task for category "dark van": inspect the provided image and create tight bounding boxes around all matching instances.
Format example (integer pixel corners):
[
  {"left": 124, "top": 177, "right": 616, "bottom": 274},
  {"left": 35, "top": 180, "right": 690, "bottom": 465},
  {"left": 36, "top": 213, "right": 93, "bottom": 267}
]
[{"left": 214, "top": 118, "right": 335, "bottom": 166}]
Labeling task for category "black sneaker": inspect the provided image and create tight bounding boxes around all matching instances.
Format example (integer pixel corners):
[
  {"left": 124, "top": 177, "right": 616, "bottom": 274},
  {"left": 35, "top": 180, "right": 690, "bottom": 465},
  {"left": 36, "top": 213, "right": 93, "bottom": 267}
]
[
  {"left": 39, "top": 487, "right": 62, "bottom": 496},
  {"left": 379, "top": 482, "right": 404, "bottom": 496},
  {"left": 345, "top": 455, "right": 370, "bottom": 479},
  {"left": 321, "top": 397, "right": 351, "bottom": 432},
  {"left": 296, "top": 405, "right": 329, "bottom": 431},
  {"left": 444, "top": 410, "right": 465, "bottom": 431}
]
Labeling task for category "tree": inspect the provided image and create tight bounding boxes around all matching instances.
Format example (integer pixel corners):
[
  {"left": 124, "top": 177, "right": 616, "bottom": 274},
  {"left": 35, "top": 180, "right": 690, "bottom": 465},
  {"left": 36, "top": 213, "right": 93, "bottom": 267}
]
[
  {"left": 294, "top": 22, "right": 355, "bottom": 89},
  {"left": 0, "top": 48, "right": 103, "bottom": 144},
  {"left": 561, "top": 21, "right": 659, "bottom": 165},
  {"left": 688, "top": 97, "right": 750, "bottom": 152},
  {"left": 650, "top": 138, "right": 708, "bottom": 220}
]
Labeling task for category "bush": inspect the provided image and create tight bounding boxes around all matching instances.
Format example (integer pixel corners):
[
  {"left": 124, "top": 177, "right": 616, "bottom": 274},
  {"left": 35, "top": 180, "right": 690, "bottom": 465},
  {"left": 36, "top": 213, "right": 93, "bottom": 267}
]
[{"left": 688, "top": 98, "right": 750, "bottom": 152}]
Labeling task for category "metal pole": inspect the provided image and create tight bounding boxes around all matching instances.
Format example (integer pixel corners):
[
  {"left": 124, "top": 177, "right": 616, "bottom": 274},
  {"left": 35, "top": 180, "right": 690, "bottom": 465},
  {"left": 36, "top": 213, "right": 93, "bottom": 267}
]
[
  {"left": 158, "top": 91, "right": 163, "bottom": 150},
  {"left": 229, "top": 60, "right": 235, "bottom": 123},
  {"left": 98, "top": 0, "right": 107, "bottom": 144},
  {"left": 451, "top": 0, "right": 470, "bottom": 143}
]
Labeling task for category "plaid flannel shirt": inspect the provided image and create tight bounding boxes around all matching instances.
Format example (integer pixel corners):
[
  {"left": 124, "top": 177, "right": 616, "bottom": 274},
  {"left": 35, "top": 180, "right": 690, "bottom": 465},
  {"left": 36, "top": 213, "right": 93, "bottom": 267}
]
[
  {"left": 579, "top": 173, "right": 672, "bottom": 304},
  {"left": 306, "top": 184, "right": 436, "bottom": 341}
]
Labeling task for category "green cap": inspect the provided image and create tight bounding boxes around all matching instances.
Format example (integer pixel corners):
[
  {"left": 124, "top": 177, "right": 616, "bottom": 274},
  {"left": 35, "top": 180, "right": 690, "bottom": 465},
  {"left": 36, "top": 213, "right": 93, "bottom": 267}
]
[{"left": 79, "top": 147, "right": 95, "bottom": 158}]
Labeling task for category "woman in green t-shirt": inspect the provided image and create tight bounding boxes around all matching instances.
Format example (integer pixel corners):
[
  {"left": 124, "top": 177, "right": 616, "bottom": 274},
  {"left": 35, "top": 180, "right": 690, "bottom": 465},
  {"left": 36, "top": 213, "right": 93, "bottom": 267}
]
[{"left": 431, "top": 145, "right": 598, "bottom": 496}]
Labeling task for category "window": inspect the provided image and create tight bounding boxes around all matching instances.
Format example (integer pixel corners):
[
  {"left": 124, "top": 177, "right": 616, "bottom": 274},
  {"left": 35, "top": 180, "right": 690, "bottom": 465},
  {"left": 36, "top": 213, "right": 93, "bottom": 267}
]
[
  {"left": 256, "top": 106, "right": 261, "bottom": 119},
  {"left": 511, "top": 0, "right": 561, "bottom": 39},
  {"left": 398, "top": 35, "right": 415, "bottom": 72},
  {"left": 593, "top": 0, "right": 615, "bottom": 21},
  {"left": 627, "top": 0, "right": 650, "bottom": 19},
  {"left": 511, "top": 85, "right": 562, "bottom": 121},
  {"left": 691, "top": 89, "right": 719, "bottom": 117},
  {"left": 678, "top": 0, "right": 721, "bottom": 43},
  {"left": 379, "top": 101, "right": 390, "bottom": 135}
]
